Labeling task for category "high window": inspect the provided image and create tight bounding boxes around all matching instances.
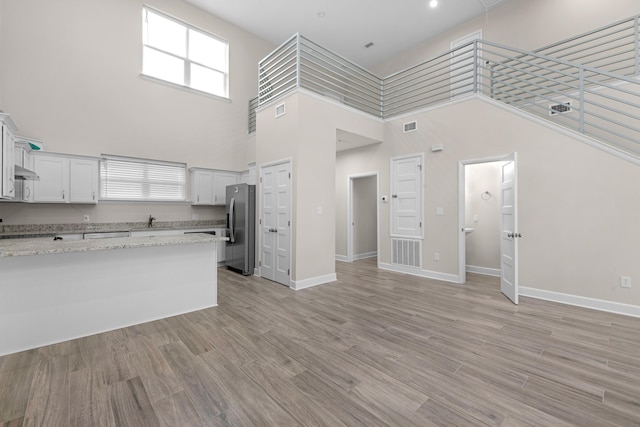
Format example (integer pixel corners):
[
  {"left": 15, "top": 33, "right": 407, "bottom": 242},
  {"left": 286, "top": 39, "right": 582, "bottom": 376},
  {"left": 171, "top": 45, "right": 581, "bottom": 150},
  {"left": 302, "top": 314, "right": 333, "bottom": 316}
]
[
  {"left": 142, "top": 7, "right": 229, "bottom": 98},
  {"left": 100, "top": 155, "right": 186, "bottom": 201}
]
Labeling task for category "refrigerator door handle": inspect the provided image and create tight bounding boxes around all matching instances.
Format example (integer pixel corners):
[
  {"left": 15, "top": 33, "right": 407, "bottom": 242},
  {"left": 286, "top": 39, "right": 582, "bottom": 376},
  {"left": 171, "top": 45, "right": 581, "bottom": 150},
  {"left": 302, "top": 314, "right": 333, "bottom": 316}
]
[{"left": 229, "top": 197, "right": 236, "bottom": 243}]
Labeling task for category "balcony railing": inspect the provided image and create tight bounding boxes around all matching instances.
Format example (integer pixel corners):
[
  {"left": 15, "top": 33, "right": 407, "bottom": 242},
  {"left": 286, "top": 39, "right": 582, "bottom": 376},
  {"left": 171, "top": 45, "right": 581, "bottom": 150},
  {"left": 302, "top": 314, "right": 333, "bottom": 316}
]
[
  {"left": 252, "top": 16, "right": 640, "bottom": 158},
  {"left": 259, "top": 34, "right": 383, "bottom": 117}
]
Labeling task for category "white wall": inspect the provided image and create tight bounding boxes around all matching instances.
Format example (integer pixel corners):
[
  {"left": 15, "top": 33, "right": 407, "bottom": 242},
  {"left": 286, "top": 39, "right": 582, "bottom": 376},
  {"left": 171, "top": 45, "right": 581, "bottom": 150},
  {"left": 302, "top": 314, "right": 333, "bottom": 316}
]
[
  {"left": 373, "top": 0, "right": 640, "bottom": 76},
  {"left": 465, "top": 162, "right": 501, "bottom": 271},
  {"left": 0, "top": 0, "right": 273, "bottom": 225},
  {"left": 257, "top": 90, "right": 382, "bottom": 283},
  {"left": 379, "top": 97, "right": 640, "bottom": 307}
]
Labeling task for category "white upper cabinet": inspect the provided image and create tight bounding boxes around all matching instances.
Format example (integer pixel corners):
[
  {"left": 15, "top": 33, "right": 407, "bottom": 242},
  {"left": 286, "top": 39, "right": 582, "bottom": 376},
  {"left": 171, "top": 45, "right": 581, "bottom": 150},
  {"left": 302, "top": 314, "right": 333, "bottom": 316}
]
[
  {"left": 190, "top": 168, "right": 215, "bottom": 205},
  {"left": 33, "top": 155, "right": 69, "bottom": 202},
  {"left": 213, "top": 171, "right": 238, "bottom": 205},
  {"left": 190, "top": 168, "right": 239, "bottom": 206},
  {"left": 0, "top": 114, "right": 18, "bottom": 199},
  {"left": 33, "top": 153, "right": 99, "bottom": 204},
  {"left": 69, "top": 158, "right": 99, "bottom": 203}
]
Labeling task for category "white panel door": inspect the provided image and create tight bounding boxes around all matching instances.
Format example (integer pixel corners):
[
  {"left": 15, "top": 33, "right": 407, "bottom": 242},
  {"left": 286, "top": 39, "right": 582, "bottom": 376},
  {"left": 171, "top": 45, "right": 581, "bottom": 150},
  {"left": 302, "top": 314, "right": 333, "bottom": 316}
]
[
  {"left": 260, "top": 161, "right": 291, "bottom": 286},
  {"left": 500, "top": 154, "right": 518, "bottom": 304},
  {"left": 451, "top": 31, "right": 482, "bottom": 99},
  {"left": 391, "top": 155, "right": 423, "bottom": 238}
]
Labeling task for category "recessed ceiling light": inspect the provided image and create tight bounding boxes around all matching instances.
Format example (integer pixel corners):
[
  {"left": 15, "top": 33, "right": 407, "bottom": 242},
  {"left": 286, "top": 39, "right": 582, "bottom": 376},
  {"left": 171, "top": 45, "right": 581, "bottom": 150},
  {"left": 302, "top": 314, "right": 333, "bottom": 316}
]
[
  {"left": 429, "top": 0, "right": 438, "bottom": 7},
  {"left": 317, "top": 11, "right": 326, "bottom": 18}
]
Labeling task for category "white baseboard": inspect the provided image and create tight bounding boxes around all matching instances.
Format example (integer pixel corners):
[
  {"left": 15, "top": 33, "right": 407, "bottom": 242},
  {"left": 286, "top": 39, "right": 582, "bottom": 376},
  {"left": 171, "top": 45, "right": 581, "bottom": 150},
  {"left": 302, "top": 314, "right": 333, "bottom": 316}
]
[
  {"left": 291, "top": 273, "right": 337, "bottom": 290},
  {"left": 335, "top": 254, "right": 348, "bottom": 262},
  {"left": 354, "top": 251, "right": 377, "bottom": 261},
  {"left": 519, "top": 286, "right": 640, "bottom": 318},
  {"left": 466, "top": 265, "right": 501, "bottom": 277},
  {"left": 378, "top": 262, "right": 461, "bottom": 284}
]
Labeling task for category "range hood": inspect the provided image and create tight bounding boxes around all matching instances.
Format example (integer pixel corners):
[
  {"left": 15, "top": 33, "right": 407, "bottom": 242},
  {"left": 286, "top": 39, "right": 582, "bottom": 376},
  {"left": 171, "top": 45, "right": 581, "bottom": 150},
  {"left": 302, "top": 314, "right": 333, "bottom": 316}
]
[{"left": 14, "top": 165, "right": 39, "bottom": 181}]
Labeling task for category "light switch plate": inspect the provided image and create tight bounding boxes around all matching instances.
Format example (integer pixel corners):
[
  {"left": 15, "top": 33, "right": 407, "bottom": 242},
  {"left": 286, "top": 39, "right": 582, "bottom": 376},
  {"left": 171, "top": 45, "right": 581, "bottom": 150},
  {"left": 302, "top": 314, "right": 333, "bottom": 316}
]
[{"left": 436, "top": 207, "right": 444, "bottom": 215}]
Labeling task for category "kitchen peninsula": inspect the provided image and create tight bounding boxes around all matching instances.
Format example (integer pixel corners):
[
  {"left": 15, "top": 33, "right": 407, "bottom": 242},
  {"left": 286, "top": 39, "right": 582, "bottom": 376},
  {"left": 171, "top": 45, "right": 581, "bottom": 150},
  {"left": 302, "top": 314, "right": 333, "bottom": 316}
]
[{"left": 0, "top": 232, "right": 227, "bottom": 356}]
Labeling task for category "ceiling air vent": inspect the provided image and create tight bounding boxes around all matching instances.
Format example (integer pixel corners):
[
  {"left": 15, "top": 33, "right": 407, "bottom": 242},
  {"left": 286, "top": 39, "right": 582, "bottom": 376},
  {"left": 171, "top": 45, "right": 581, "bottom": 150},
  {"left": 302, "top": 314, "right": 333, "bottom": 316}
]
[
  {"left": 549, "top": 101, "right": 572, "bottom": 116},
  {"left": 403, "top": 121, "right": 417, "bottom": 133}
]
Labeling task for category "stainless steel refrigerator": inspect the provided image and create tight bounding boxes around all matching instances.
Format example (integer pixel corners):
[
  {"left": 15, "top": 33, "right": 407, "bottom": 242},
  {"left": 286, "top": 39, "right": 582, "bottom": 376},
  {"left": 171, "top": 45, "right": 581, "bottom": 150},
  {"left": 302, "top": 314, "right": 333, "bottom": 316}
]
[{"left": 225, "top": 183, "right": 256, "bottom": 275}]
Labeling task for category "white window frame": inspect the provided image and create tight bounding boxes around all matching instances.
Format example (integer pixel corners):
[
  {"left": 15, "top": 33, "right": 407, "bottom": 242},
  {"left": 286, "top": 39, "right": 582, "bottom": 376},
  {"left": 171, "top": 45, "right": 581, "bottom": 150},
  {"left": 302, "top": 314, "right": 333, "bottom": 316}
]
[
  {"left": 142, "top": 6, "right": 229, "bottom": 99},
  {"left": 100, "top": 154, "right": 187, "bottom": 202}
]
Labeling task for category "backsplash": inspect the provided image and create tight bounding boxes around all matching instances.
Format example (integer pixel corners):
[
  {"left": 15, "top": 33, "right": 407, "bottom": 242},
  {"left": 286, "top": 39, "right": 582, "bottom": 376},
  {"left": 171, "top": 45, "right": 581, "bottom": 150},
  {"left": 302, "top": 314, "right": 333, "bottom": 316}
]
[{"left": 1, "top": 220, "right": 226, "bottom": 236}]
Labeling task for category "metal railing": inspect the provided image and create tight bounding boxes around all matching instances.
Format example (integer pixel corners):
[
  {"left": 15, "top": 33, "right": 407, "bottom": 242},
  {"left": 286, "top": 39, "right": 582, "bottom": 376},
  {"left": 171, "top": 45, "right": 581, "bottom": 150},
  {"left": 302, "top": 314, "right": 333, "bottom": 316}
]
[
  {"left": 258, "top": 34, "right": 383, "bottom": 117},
  {"left": 481, "top": 40, "right": 640, "bottom": 156},
  {"left": 532, "top": 15, "right": 640, "bottom": 78},
  {"left": 251, "top": 18, "right": 640, "bottom": 157}
]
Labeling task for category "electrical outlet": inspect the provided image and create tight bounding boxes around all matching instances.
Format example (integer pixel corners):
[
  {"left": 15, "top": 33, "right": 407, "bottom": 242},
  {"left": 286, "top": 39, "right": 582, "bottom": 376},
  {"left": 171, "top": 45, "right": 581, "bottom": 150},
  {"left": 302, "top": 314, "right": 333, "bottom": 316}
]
[
  {"left": 83, "top": 214, "right": 90, "bottom": 223},
  {"left": 621, "top": 276, "right": 631, "bottom": 288},
  {"left": 434, "top": 252, "right": 440, "bottom": 261}
]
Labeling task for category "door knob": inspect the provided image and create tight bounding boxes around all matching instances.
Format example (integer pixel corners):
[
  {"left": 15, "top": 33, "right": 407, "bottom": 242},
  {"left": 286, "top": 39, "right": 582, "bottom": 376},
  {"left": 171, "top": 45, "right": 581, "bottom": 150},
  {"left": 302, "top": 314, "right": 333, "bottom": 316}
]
[{"left": 507, "top": 233, "right": 513, "bottom": 238}]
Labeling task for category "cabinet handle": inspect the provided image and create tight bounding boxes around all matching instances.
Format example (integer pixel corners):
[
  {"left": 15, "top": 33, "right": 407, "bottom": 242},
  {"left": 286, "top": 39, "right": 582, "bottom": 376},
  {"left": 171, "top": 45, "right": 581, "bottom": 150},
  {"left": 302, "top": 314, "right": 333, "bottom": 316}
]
[
  {"left": 62, "top": 190, "right": 66, "bottom": 200},
  {"left": 92, "top": 191, "right": 95, "bottom": 201},
  {"left": 197, "top": 195, "right": 200, "bottom": 203},
  {"left": 25, "top": 187, "right": 30, "bottom": 199},
  {"left": 9, "top": 178, "right": 14, "bottom": 194}
]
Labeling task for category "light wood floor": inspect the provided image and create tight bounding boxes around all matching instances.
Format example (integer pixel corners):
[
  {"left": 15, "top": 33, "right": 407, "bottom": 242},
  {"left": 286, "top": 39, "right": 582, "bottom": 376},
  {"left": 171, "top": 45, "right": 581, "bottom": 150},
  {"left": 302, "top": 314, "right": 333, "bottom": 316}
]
[{"left": 2, "top": 259, "right": 640, "bottom": 426}]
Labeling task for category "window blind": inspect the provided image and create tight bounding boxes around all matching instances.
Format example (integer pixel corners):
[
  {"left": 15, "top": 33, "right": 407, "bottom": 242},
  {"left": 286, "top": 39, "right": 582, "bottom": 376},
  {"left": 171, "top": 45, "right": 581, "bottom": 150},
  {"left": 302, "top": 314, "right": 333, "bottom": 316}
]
[{"left": 100, "top": 155, "right": 186, "bottom": 201}]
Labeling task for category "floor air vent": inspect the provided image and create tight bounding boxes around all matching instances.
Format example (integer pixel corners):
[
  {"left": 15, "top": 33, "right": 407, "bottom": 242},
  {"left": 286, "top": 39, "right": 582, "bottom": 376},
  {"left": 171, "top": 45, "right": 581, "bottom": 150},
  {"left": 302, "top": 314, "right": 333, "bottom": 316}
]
[
  {"left": 549, "top": 101, "right": 572, "bottom": 116},
  {"left": 392, "top": 238, "right": 421, "bottom": 268}
]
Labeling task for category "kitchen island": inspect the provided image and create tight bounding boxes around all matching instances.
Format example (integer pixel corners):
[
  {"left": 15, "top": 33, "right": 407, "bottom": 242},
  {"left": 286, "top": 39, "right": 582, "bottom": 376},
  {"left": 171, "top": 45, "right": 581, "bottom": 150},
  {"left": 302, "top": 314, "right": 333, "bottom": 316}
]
[{"left": 0, "top": 233, "right": 226, "bottom": 356}]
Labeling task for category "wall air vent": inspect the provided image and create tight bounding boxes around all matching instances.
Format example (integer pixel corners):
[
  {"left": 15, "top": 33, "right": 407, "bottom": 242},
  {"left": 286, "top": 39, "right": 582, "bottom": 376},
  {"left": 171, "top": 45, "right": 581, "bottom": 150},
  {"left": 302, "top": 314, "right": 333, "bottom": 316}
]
[
  {"left": 403, "top": 121, "right": 417, "bottom": 133},
  {"left": 549, "top": 101, "right": 572, "bottom": 116},
  {"left": 275, "top": 103, "right": 286, "bottom": 118},
  {"left": 391, "top": 238, "right": 421, "bottom": 268}
]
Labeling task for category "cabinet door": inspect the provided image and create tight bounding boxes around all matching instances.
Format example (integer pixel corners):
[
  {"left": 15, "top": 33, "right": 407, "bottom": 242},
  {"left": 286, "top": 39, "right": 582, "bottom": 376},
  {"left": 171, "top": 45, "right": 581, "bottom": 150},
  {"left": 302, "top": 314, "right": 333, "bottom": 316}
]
[
  {"left": 1, "top": 125, "right": 15, "bottom": 199},
  {"left": 33, "top": 155, "right": 69, "bottom": 202},
  {"left": 213, "top": 172, "right": 238, "bottom": 205},
  {"left": 69, "top": 158, "right": 98, "bottom": 204},
  {"left": 191, "top": 170, "right": 214, "bottom": 205}
]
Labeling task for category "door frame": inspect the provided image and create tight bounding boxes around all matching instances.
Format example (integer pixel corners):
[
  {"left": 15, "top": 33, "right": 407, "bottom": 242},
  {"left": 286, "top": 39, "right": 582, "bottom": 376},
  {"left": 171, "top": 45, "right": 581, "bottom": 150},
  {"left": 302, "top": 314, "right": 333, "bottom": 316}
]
[
  {"left": 258, "top": 158, "right": 293, "bottom": 285},
  {"left": 458, "top": 153, "right": 517, "bottom": 284},
  {"left": 347, "top": 172, "right": 380, "bottom": 263}
]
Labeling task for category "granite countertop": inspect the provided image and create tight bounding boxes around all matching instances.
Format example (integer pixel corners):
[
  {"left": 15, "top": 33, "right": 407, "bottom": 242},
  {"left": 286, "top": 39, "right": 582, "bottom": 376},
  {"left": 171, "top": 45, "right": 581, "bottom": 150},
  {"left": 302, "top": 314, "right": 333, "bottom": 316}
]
[
  {"left": 0, "top": 220, "right": 226, "bottom": 239},
  {"left": 0, "top": 233, "right": 228, "bottom": 257}
]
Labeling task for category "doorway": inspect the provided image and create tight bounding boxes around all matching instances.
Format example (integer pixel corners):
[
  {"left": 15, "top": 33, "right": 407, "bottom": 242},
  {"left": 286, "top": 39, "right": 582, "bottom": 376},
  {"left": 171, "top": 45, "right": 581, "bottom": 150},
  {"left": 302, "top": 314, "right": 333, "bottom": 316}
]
[
  {"left": 458, "top": 153, "right": 519, "bottom": 304},
  {"left": 347, "top": 173, "right": 379, "bottom": 263}
]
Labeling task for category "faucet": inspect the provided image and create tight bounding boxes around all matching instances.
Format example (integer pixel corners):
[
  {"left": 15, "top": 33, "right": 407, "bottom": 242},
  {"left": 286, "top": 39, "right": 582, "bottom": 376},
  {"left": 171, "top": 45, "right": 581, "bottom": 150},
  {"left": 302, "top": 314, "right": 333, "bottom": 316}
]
[{"left": 148, "top": 215, "right": 156, "bottom": 228}]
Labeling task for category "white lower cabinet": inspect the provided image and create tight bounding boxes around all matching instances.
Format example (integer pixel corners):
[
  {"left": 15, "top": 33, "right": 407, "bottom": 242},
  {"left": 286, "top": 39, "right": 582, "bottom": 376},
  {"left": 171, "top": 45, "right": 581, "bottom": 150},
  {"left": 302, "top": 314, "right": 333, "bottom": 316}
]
[
  {"left": 33, "top": 153, "right": 99, "bottom": 204},
  {"left": 214, "top": 228, "right": 226, "bottom": 264}
]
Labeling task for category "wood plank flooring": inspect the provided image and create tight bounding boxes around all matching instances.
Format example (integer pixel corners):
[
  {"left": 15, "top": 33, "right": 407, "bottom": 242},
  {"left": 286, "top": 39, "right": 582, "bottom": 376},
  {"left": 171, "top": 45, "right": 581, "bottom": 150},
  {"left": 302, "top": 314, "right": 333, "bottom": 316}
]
[{"left": 2, "top": 258, "right": 640, "bottom": 426}]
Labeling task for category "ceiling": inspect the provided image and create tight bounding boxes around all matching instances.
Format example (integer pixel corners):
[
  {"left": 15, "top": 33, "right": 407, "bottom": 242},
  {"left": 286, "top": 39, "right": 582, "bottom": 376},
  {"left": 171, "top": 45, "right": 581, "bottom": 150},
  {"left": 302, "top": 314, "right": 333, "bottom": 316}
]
[{"left": 185, "top": 0, "right": 509, "bottom": 68}]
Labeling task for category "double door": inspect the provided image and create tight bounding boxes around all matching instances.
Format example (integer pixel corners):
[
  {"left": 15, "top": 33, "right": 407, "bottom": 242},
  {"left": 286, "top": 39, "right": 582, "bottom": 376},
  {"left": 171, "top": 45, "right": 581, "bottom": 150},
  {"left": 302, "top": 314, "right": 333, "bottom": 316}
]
[{"left": 259, "top": 161, "right": 291, "bottom": 286}]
